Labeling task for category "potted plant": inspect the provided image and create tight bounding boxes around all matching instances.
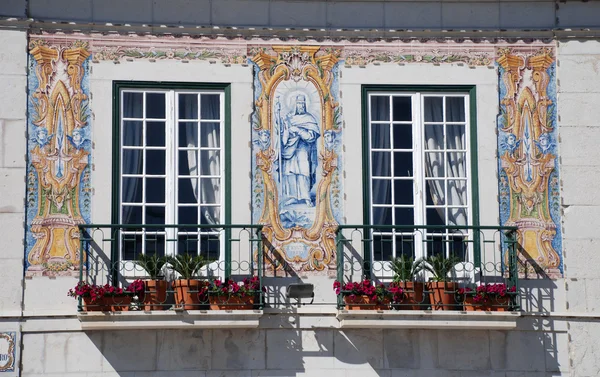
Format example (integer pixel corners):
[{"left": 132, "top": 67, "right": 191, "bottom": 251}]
[
  {"left": 136, "top": 254, "right": 168, "bottom": 310},
  {"left": 207, "top": 276, "right": 261, "bottom": 310},
  {"left": 68, "top": 282, "right": 109, "bottom": 311},
  {"left": 167, "top": 254, "right": 211, "bottom": 310},
  {"left": 423, "top": 254, "right": 462, "bottom": 310},
  {"left": 459, "top": 283, "right": 516, "bottom": 311},
  {"left": 68, "top": 281, "right": 140, "bottom": 312},
  {"left": 333, "top": 279, "right": 392, "bottom": 310},
  {"left": 390, "top": 255, "right": 425, "bottom": 310}
]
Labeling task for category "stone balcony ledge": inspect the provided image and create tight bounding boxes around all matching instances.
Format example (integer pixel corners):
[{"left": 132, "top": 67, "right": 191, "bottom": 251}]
[
  {"left": 77, "top": 310, "right": 263, "bottom": 330},
  {"left": 337, "top": 310, "right": 521, "bottom": 329}
]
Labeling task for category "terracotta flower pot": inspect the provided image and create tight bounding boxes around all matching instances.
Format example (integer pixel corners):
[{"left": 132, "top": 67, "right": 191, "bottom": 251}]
[
  {"left": 172, "top": 279, "right": 203, "bottom": 310},
  {"left": 343, "top": 295, "right": 390, "bottom": 310},
  {"left": 427, "top": 281, "right": 459, "bottom": 310},
  {"left": 83, "top": 296, "right": 109, "bottom": 312},
  {"left": 463, "top": 296, "right": 511, "bottom": 311},
  {"left": 143, "top": 279, "right": 168, "bottom": 310},
  {"left": 392, "top": 282, "right": 425, "bottom": 310},
  {"left": 209, "top": 295, "right": 255, "bottom": 310},
  {"left": 105, "top": 295, "right": 132, "bottom": 311}
]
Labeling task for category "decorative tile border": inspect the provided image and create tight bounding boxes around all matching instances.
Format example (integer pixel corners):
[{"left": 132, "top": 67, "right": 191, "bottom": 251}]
[
  {"left": 0, "top": 332, "right": 16, "bottom": 373},
  {"left": 496, "top": 45, "right": 562, "bottom": 278}
]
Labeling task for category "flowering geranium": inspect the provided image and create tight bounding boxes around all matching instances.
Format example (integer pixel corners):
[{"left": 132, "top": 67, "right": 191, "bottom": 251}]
[
  {"left": 207, "top": 276, "right": 262, "bottom": 298},
  {"left": 333, "top": 279, "right": 393, "bottom": 304},
  {"left": 458, "top": 283, "right": 516, "bottom": 304},
  {"left": 126, "top": 279, "right": 145, "bottom": 295},
  {"left": 68, "top": 281, "right": 141, "bottom": 303}
]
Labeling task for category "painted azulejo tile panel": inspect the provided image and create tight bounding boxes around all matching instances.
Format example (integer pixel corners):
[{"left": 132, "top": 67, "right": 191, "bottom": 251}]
[
  {"left": 0, "top": 332, "right": 16, "bottom": 373},
  {"left": 496, "top": 45, "right": 562, "bottom": 278},
  {"left": 25, "top": 38, "right": 92, "bottom": 277},
  {"left": 250, "top": 46, "right": 344, "bottom": 275}
]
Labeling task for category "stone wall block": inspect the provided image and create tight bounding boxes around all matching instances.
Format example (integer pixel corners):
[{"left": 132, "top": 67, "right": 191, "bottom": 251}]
[
  {"left": 212, "top": 0, "right": 269, "bottom": 27},
  {"left": 211, "top": 329, "right": 265, "bottom": 370},
  {"left": 562, "top": 206, "right": 600, "bottom": 240},
  {"left": 0, "top": 213, "right": 24, "bottom": 259},
  {"left": 29, "top": 0, "right": 92, "bottom": 21},
  {"left": 436, "top": 330, "right": 490, "bottom": 370},
  {"left": 558, "top": 55, "right": 600, "bottom": 93},
  {"left": 559, "top": 40, "right": 600, "bottom": 56},
  {"left": 0, "top": 76, "right": 26, "bottom": 120},
  {"left": 561, "top": 167, "right": 600, "bottom": 205},
  {"left": 266, "top": 329, "right": 334, "bottom": 370},
  {"left": 568, "top": 322, "right": 600, "bottom": 376},
  {"left": 156, "top": 330, "right": 211, "bottom": 371},
  {"left": 92, "top": 0, "right": 151, "bottom": 23},
  {"left": 544, "top": 332, "right": 569, "bottom": 372},
  {"left": 0, "top": 167, "right": 25, "bottom": 213},
  {"left": 504, "top": 331, "right": 547, "bottom": 372},
  {"left": 102, "top": 330, "right": 157, "bottom": 372},
  {"left": 21, "top": 333, "right": 45, "bottom": 374},
  {"left": 64, "top": 332, "right": 103, "bottom": 373},
  {"left": 269, "top": 1, "right": 326, "bottom": 28},
  {"left": 564, "top": 239, "right": 600, "bottom": 280},
  {"left": 566, "top": 278, "right": 587, "bottom": 312},
  {"left": 0, "top": 258, "right": 23, "bottom": 315},
  {"left": 489, "top": 331, "right": 507, "bottom": 370},
  {"left": 383, "top": 329, "right": 420, "bottom": 369},
  {"left": 0, "top": 30, "right": 27, "bottom": 75},
  {"left": 559, "top": 125, "right": 600, "bottom": 166},
  {"left": 1, "top": 119, "right": 27, "bottom": 168},
  {"left": 327, "top": 2, "right": 384, "bottom": 29},
  {"left": 333, "top": 329, "right": 384, "bottom": 369}
]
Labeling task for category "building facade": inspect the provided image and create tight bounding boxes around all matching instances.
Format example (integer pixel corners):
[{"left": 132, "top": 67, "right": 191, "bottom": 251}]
[{"left": 1, "top": 0, "right": 599, "bottom": 376}]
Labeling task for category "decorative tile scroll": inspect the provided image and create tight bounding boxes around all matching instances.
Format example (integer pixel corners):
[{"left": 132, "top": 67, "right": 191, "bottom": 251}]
[
  {"left": 250, "top": 46, "right": 344, "bottom": 275},
  {"left": 25, "top": 38, "right": 92, "bottom": 277},
  {"left": 497, "top": 45, "right": 562, "bottom": 278}
]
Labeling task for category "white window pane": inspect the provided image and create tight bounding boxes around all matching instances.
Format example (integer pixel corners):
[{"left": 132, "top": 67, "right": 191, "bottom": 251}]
[
  {"left": 393, "top": 179, "right": 414, "bottom": 205},
  {"left": 393, "top": 124, "right": 412, "bottom": 149},
  {"left": 424, "top": 124, "right": 444, "bottom": 150},
  {"left": 178, "top": 150, "right": 198, "bottom": 176},
  {"left": 146, "top": 121, "right": 166, "bottom": 147},
  {"left": 145, "top": 234, "right": 166, "bottom": 257},
  {"left": 393, "top": 152, "right": 413, "bottom": 177},
  {"left": 426, "top": 207, "right": 445, "bottom": 226},
  {"left": 201, "top": 206, "right": 220, "bottom": 224},
  {"left": 123, "top": 121, "right": 143, "bottom": 146},
  {"left": 447, "top": 180, "right": 467, "bottom": 206},
  {"left": 201, "top": 178, "right": 220, "bottom": 204},
  {"left": 145, "top": 206, "right": 165, "bottom": 224},
  {"left": 200, "top": 123, "right": 221, "bottom": 148},
  {"left": 424, "top": 97, "right": 443, "bottom": 122},
  {"left": 178, "top": 178, "right": 198, "bottom": 204},
  {"left": 425, "top": 152, "right": 445, "bottom": 177},
  {"left": 371, "top": 123, "right": 390, "bottom": 149},
  {"left": 200, "top": 94, "right": 220, "bottom": 120},
  {"left": 200, "top": 150, "right": 220, "bottom": 175},
  {"left": 373, "top": 234, "right": 393, "bottom": 261},
  {"left": 371, "top": 96, "right": 390, "bottom": 121},
  {"left": 446, "top": 97, "right": 465, "bottom": 122},
  {"left": 394, "top": 207, "right": 414, "bottom": 226},
  {"left": 447, "top": 124, "right": 465, "bottom": 150},
  {"left": 179, "top": 122, "right": 199, "bottom": 148},
  {"left": 446, "top": 152, "right": 466, "bottom": 178},
  {"left": 372, "top": 151, "right": 391, "bottom": 176},
  {"left": 392, "top": 96, "right": 412, "bottom": 121},
  {"left": 146, "top": 93, "right": 166, "bottom": 119},
  {"left": 122, "top": 177, "right": 142, "bottom": 203},
  {"left": 122, "top": 149, "right": 142, "bottom": 174},
  {"left": 123, "top": 92, "right": 143, "bottom": 118},
  {"left": 122, "top": 206, "right": 142, "bottom": 224},
  {"left": 373, "top": 207, "right": 392, "bottom": 225},
  {"left": 426, "top": 179, "right": 446, "bottom": 206},
  {"left": 178, "top": 206, "right": 198, "bottom": 225},
  {"left": 179, "top": 94, "right": 198, "bottom": 119},
  {"left": 372, "top": 179, "right": 392, "bottom": 204},
  {"left": 146, "top": 178, "right": 165, "bottom": 203},
  {"left": 122, "top": 233, "right": 142, "bottom": 260},
  {"left": 146, "top": 150, "right": 166, "bottom": 175}
]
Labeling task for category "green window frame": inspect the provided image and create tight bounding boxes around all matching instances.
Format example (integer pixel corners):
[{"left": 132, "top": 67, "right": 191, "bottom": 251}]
[
  {"left": 111, "top": 81, "right": 232, "bottom": 270},
  {"left": 361, "top": 85, "right": 481, "bottom": 264}
]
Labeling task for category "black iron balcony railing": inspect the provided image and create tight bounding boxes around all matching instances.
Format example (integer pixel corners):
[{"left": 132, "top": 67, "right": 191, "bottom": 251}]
[
  {"left": 76, "top": 224, "right": 265, "bottom": 311},
  {"left": 335, "top": 225, "right": 520, "bottom": 311},
  {"left": 76, "top": 223, "right": 519, "bottom": 312}
]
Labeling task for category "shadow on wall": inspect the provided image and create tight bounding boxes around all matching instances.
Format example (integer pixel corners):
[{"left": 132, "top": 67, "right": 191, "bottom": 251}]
[{"left": 81, "top": 325, "right": 565, "bottom": 376}]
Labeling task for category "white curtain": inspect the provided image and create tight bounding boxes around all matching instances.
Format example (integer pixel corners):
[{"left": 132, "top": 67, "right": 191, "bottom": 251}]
[
  {"left": 424, "top": 97, "right": 467, "bottom": 226},
  {"left": 122, "top": 93, "right": 143, "bottom": 224},
  {"left": 370, "top": 96, "right": 391, "bottom": 225},
  {"left": 181, "top": 94, "right": 221, "bottom": 225}
]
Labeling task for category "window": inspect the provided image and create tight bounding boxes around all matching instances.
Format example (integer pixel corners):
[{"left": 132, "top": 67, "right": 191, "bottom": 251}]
[
  {"left": 115, "top": 83, "right": 228, "bottom": 261},
  {"left": 364, "top": 88, "right": 475, "bottom": 262}
]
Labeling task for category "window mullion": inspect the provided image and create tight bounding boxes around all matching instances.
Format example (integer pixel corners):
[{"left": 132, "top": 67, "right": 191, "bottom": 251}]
[
  {"left": 166, "top": 90, "right": 176, "bottom": 255},
  {"left": 414, "top": 93, "right": 425, "bottom": 259}
]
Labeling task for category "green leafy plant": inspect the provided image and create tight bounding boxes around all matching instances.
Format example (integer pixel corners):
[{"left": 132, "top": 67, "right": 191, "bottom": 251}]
[
  {"left": 136, "top": 254, "right": 167, "bottom": 280},
  {"left": 423, "top": 254, "right": 462, "bottom": 282},
  {"left": 390, "top": 255, "right": 425, "bottom": 282},
  {"left": 167, "top": 254, "right": 211, "bottom": 280}
]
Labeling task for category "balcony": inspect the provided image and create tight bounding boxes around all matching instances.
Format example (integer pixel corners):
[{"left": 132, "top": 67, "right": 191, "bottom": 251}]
[{"left": 74, "top": 224, "right": 521, "bottom": 329}]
